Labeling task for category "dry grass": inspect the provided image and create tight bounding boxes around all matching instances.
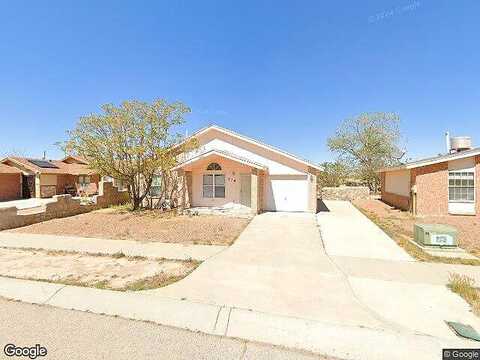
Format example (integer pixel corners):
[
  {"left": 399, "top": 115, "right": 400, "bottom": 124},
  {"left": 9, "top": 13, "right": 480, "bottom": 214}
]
[
  {"left": 354, "top": 200, "right": 480, "bottom": 266},
  {"left": 8, "top": 208, "right": 251, "bottom": 246},
  {"left": 448, "top": 273, "right": 480, "bottom": 316},
  {"left": 0, "top": 247, "right": 199, "bottom": 291}
]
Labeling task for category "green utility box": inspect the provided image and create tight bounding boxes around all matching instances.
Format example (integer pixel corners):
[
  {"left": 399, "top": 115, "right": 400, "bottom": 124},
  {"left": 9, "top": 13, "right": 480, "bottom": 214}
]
[{"left": 414, "top": 224, "right": 458, "bottom": 247}]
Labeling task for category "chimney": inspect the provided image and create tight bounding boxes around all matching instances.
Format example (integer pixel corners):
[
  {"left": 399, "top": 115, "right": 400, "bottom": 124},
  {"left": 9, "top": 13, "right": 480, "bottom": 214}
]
[
  {"left": 445, "top": 132, "right": 451, "bottom": 154},
  {"left": 43, "top": 151, "right": 46, "bottom": 160}
]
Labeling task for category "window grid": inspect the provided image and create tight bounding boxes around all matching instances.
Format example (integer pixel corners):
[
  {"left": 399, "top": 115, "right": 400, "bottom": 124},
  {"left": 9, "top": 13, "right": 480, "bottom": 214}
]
[
  {"left": 149, "top": 175, "right": 162, "bottom": 197},
  {"left": 203, "top": 174, "right": 225, "bottom": 198},
  {"left": 78, "top": 175, "right": 91, "bottom": 187},
  {"left": 448, "top": 171, "right": 475, "bottom": 202}
]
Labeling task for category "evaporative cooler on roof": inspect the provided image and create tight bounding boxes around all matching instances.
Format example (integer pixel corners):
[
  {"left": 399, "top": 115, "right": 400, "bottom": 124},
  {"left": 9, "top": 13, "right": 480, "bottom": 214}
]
[{"left": 28, "top": 159, "right": 59, "bottom": 169}]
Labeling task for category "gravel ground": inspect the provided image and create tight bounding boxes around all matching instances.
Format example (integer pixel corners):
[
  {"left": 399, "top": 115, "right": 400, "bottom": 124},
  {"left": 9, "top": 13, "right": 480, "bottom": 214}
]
[
  {"left": 9, "top": 209, "right": 250, "bottom": 246},
  {"left": 0, "top": 248, "right": 197, "bottom": 290},
  {"left": 0, "top": 298, "right": 338, "bottom": 360},
  {"left": 354, "top": 199, "right": 480, "bottom": 257}
]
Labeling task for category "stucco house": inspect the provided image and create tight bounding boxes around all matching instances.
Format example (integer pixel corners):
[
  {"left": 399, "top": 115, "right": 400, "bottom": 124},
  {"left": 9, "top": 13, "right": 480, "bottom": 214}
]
[
  {"left": 0, "top": 155, "right": 100, "bottom": 199},
  {"left": 173, "top": 125, "right": 322, "bottom": 213},
  {"left": 378, "top": 138, "right": 480, "bottom": 217},
  {"left": 0, "top": 164, "right": 22, "bottom": 201}
]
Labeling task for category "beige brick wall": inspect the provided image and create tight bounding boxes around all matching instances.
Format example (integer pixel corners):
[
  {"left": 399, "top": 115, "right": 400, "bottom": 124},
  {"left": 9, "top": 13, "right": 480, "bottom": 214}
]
[{"left": 0, "top": 181, "right": 129, "bottom": 231}]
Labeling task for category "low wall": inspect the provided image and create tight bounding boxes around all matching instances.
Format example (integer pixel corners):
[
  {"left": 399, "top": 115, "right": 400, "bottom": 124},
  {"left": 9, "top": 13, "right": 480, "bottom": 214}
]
[
  {"left": 0, "top": 181, "right": 129, "bottom": 231},
  {"left": 320, "top": 186, "right": 370, "bottom": 201},
  {"left": 381, "top": 191, "right": 410, "bottom": 211}
]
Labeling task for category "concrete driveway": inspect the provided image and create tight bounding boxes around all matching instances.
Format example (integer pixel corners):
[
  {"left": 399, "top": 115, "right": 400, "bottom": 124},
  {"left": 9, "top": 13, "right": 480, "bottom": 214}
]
[
  {"left": 317, "top": 200, "right": 412, "bottom": 261},
  {"left": 151, "top": 207, "right": 480, "bottom": 349},
  {"left": 151, "top": 212, "right": 384, "bottom": 328}
]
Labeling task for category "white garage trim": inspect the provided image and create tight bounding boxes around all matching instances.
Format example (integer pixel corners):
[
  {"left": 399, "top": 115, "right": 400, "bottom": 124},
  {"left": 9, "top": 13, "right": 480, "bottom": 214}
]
[{"left": 265, "top": 175, "right": 309, "bottom": 212}]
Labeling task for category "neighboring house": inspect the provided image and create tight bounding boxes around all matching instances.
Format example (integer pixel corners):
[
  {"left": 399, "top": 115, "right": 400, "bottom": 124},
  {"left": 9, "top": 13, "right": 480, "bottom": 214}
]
[
  {"left": 0, "top": 164, "right": 22, "bottom": 201},
  {"left": 173, "top": 125, "right": 322, "bottom": 213},
  {"left": 378, "top": 136, "right": 480, "bottom": 216},
  {"left": 0, "top": 155, "right": 100, "bottom": 199}
]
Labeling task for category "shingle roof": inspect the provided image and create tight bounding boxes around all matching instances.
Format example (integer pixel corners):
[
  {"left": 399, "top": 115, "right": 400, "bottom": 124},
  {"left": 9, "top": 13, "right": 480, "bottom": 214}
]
[
  {"left": 1, "top": 157, "right": 97, "bottom": 175},
  {"left": 0, "top": 163, "right": 22, "bottom": 174}
]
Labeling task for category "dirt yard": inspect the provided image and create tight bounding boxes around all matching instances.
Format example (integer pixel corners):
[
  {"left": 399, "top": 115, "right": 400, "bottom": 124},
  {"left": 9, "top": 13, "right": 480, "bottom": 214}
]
[
  {"left": 8, "top": 209, "right": 250, "bottom": 246},
  {"left": 0, "top": 248, "right": 198, "bottom": 291},
  {"left": 354, "top": 199, "right": 480, "bottom": 258}
]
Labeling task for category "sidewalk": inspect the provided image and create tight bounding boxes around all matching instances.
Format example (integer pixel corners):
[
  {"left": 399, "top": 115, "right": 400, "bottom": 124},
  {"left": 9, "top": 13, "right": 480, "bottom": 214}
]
[
  {"left": 0, "top": 276, "right": 472, "bottom": 360},
  {"left": 332, "top": 255, "right": 480, "bottom": 286},
  {"left": 0, "top": 232, "right": 226, "bottom": 261}
]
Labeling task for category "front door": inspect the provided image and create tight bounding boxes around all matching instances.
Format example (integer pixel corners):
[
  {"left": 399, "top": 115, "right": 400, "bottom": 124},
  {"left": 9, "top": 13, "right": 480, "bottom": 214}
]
[
  {"left": 22, "top": 175, "right": 35, "bottom": 199},
  {"left": 240, "top": 174, "right": 251, "bottom": 207}
]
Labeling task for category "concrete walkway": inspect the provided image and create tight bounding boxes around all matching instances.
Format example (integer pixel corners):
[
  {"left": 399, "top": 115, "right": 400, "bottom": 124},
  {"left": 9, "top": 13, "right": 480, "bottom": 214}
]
[
  {"left": 0, "top": 232, "right": 226, "bottom": 261},
  {"left": 317, "top": 200, "right": 412, "bottom": 261}
]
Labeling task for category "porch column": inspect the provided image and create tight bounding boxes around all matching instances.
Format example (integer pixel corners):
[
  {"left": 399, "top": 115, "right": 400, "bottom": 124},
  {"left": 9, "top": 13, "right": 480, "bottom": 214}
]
[
  {"left": 186, "top": 171, "right": 193, "bottom": 207},
  {"left": 250, "top": 169, "right": 259, "bottom": 214},
  {"left": 35, "top": 173, "right": 41, "bottom": 198},
  {"left": 178, "top": 170, "right": 192, "bottom": 209},
  {"left": 307, "top": 166, "right": 318, "bottom": 213}
]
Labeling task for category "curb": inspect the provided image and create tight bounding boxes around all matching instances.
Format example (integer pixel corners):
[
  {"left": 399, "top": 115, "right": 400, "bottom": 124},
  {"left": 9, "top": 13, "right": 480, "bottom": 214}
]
[{"left": 0, "top": 277, "right": 471, "bottom": 360}]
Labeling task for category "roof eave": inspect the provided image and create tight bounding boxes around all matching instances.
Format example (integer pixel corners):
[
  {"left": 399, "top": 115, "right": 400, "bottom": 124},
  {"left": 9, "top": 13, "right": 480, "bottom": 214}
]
[
  {"left": 176, "top": 125, "right": 323, "bottom": 172},
  {"left": 378, "top": 148, "right": 480, "bottom": 173},
  {"left": 172, "top": 150, "right": 267, "bottom": 171}
]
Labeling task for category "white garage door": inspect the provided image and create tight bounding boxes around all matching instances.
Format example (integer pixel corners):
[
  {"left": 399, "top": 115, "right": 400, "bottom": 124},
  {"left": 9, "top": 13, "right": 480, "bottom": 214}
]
[{"left": 266, "top": 175, "right": 309, "bottom": 212}]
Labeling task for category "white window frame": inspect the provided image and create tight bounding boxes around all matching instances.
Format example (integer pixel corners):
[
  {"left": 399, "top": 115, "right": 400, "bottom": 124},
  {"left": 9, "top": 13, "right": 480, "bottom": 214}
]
[
  {"left": 149, "top": 175, "right": 162, "bottom": 198},
  {"left": 203, "top": 173, "right": 225, "bottom": 198},
  {"left": 448, "top": 171, "right": 475, "bottom": 203}
]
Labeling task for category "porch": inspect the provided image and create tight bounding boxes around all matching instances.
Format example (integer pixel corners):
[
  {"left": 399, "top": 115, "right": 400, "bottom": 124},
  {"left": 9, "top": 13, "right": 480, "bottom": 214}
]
[{"left": 174, "top": 150, "right": 266, "bottom": 214}]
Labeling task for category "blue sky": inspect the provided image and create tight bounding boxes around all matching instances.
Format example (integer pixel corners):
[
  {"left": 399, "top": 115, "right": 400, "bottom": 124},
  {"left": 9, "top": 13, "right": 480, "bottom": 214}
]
[{"left": 0, "top": 0, "right": 479, "bottom": 163}]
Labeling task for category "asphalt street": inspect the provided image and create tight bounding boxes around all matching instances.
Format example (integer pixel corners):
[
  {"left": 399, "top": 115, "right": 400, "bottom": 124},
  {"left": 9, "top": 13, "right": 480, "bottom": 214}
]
[{"left": 0, "top": 298, "right": 335, "bottom": 360}]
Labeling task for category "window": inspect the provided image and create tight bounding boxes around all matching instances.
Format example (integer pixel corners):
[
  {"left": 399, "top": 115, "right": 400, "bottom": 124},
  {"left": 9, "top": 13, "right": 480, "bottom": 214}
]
[
  {"left": 149, "top": 175, "right": 162, "bottom": 197},
  {"left": 207, "top": 163, "right": 222, "bottom": 171},
  {"left": 78, "top": 175, "right": 90, "bottom": 187},
  {"left": 203, "top": 174, "right": 225, "bottom": 198},
  {"left": 114, "top": 178, "right": 127, "bottom": 191},
  {"left": 449, "top": 171, "right": 475, "bottom": 202}
]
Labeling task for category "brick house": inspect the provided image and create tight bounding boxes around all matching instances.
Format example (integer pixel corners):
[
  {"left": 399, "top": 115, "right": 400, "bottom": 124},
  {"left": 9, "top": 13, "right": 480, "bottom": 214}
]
[
  {"left": 0, "top": 156, "right": 100, "bottom": 199},
  {"left": 0, "top": 164, "right": 22, "bottom": 201},
  {"left": 378, "top": 147, "right": 480, "bottom": 217}
]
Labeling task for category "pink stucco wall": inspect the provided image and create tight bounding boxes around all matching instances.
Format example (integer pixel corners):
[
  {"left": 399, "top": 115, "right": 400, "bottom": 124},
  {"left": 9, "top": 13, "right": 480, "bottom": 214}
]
[
  {"left": 194, "top": 128, "right": 310, "bottom": 175},
  {"left": 182, "top": 154, "right": 253, "bottom": 207}
]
